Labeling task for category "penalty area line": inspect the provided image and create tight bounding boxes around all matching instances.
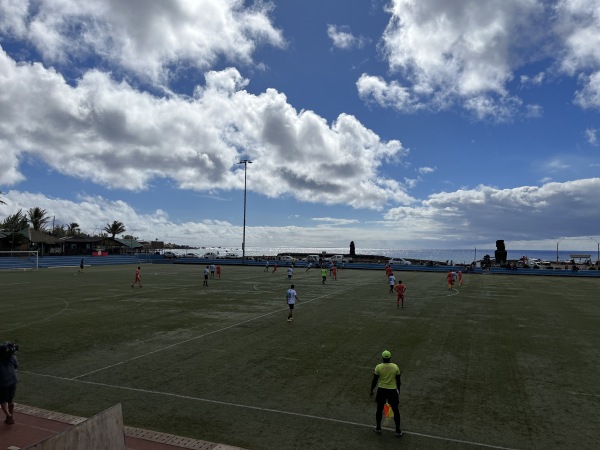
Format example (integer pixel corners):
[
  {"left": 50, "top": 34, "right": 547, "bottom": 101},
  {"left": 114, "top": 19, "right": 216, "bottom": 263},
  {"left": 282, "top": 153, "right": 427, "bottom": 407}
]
[{"left": 23, "top": 371, "right": 520, "bottom": 450}]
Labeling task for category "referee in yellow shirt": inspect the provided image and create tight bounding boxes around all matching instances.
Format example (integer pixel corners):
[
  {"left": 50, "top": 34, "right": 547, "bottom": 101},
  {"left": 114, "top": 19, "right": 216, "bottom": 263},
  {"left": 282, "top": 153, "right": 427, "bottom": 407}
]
[{"left": 370, "top": 350, "right": 402, "bottom": 437}]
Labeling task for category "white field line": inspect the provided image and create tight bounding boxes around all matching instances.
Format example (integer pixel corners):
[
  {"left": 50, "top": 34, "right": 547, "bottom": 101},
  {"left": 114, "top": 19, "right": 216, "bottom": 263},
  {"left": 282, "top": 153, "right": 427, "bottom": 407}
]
[
  {"left": 567, "top": 391, "right": 600, "bottom": 397},
  {"left": 21, "top": 370, "right": 520, "bottom": 450},
  {"left": 0, "top": 297, "right": 69, "bottom": 334},
  {"left": 71, "top": 284, "right": 362, "bottom": 380}
]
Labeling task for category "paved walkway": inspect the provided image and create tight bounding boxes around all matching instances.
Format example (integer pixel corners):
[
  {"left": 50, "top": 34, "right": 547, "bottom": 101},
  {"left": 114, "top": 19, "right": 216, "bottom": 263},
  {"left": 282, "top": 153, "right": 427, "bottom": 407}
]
[{"left": 0, "top": 404, "right": 244, "bottom": 450}]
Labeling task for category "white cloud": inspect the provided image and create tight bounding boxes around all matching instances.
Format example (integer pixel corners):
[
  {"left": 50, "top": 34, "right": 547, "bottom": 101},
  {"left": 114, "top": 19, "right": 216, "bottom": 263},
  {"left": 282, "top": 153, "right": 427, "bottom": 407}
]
[
  {"left": 463, "top": 95, "right": 523, "bottom": 123},
  {"left": 356, "top": 74, "right": 421, "bottom": 112},
  {"left": 0, "top": 49, "right": 412, "bottom": 210},
  {"left": 3, "top": 179, "right": 600, "bottom": 248},
  {"left": 549, "top": 0, "right": 600, "bottom": 108},
  {"left": 543, "top": 158, "right": 571, "bottom": 171},
  {"left": 418, "top": 166, "right": 436, "bottom": 175},
  {"left": 520, "top": 72, "right": 545, "bottom": 86},
  {"left": 383, "top": 179, "right": 600, "bottom": 244},
  {"left": 311, "top": 217, "right": 360, "bottom": 225},
  {"left": 327, "top": 24, "right": 367, "bottom": 50},
  {"left": 574, "top": 72, "right": 600, "bottom": 109},
  {"left": 525, "top": 104, "right": 544, "bottom": 118},
  {"left": 358, "top": 0, "right": 600, "bottom": 118},
  {"left": 0, "top": 0, "right": 29, "bottom": 36},
  {"left": 0, "top": 0, "right": 285, "bottom": 85},
  {"left": 555, "top": 0, "right": 600, "bottom": 75},
  {"left": 585, "top": 127, "right": 598, "bottom": 146}
]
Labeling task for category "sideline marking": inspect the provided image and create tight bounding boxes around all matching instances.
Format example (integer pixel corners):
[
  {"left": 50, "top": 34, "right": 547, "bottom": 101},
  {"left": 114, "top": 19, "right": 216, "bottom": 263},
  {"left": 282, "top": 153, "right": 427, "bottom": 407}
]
[
  {"left": 0, "top": 297, "right": 69, "bottom": 334},
  {"left": 72, "top": 284, "right": 362, "bottom": 380},
  {"left": 22, "top": 370, "right": 520, "bottom": 450},
  {"left": 567, "top": 391, "right": 600, "bottom": 398}
]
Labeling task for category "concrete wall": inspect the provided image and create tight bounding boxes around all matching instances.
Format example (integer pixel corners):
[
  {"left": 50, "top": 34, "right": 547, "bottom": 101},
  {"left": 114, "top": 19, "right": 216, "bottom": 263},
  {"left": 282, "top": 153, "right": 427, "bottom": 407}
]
[{"left": 24, "top": 404, "right": 125, "bottom": 450}]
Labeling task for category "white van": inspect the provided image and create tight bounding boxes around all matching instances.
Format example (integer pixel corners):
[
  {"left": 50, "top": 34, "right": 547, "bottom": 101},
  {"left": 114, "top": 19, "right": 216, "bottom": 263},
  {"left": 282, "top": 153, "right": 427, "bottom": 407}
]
[
  {"left": 389, "top": 257, "right": 411, "bottom": 265},
  {"left": 203, "top": 252, "right": 219, "bottom": 259},
  {"left": 331, "top": 255, "right": 351, "bottom": 263},
  {"left": 306, "top": 255, "right": 320, "bottom": 263},
  {"left": 279, "top": 255, "right": 295, "bottom": 263}
]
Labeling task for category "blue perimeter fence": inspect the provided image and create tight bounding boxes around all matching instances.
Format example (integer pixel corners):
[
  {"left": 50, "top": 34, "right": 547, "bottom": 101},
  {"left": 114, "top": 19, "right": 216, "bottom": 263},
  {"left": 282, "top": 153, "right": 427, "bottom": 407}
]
[{"left": 1, "top": 254, "right": 599, "bottom": 277}]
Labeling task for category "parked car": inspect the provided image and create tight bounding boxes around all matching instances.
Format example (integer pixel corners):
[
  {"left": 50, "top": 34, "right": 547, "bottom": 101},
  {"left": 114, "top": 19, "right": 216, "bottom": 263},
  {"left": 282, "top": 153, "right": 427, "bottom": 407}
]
[
  {"left": 305, "top": 255, "right": 320, "bottom": 263},
  {"left": 163, "top": 251, "right": 178, "bottom": 259},
  {"left": 203, "top": 252, "right": 219, "bottom": 259},
  {"left": 223, "top": 253, "right": 240, "bottom": 259},
  {"left": 330, "top": 255, "right": 351, "bottom": 264},
  {"left": 279, "top": 255, "right": 295, "bottom": 263},
  {"left": 183, "top": 253, "right": 199, "bottom": 258},
  {"left": 388, "top": 257, "right": 411, "bottom": 265}
]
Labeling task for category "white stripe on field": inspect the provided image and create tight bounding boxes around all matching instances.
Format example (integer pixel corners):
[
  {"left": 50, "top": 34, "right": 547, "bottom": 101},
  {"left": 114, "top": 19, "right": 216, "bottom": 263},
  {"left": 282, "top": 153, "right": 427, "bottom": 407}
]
[
  {"left": 0, "top": 297, "right": 69, "bottom": 334},
  {"left": 72, "top": 284, "right": 361, "bottom": 380},
  {"left": 23, "top": 370, "right": 520, "bottom": 450}
]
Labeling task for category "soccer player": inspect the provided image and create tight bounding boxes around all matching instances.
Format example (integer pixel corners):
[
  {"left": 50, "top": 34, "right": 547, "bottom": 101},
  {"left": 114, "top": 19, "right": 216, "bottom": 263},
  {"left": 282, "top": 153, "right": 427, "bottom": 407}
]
[
  {"left": 395, "top": 280, "right": 406, "bottom": 308},
  {"left": 388, "top": 272, "right": 396, "bottom": 293},
  {"left": 203, "top": 266, "right": 209, "bottom": 286},
  {"left": 131, "top": 266, "right": 142, "bottom": 288},
  {"left": 264, "top": 260, "right": 269, "bottom": 272},
  {"left": 306, "top": 262, "right": 312, "bottom": 272},
  {"left": 272, "top": 261, "right": 278, "bottom": 274},
  {"left": 216, "top": 264, "right": 221, "bottom": 279},
  {"left": 457, "top": 270, "right": 462, "bottom": 286},
  {"left": 370, "top": 350, "right": 402, "bottom": 437},
  {"left": 447, "top": 271, "right": 454, "bottom": 290},
  {"left": 79, "top": 258, "right": 84, "bottom": 273},
  {"left": 287, "top": 266, "right": 293, "bottom": 281},
  {"left": 286, "top": 284, "right": 300, "bottom": 322},
  {"left": 385, "top": 264, "right": 392, "bottom": 278},
  {"left": 321, "top": 267, "right": 327, "bottom": 284},
  {"left": 210, "top": 263, "right": 216, "bottom": 278},
  {"left": 332, "top": 265, "right": 337, "bottom": 280}
]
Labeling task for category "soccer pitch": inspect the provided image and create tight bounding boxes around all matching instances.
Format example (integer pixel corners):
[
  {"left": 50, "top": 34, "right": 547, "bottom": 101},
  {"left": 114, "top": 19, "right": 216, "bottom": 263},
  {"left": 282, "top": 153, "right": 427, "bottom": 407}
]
[{"left": 2, "top": 264, "right": 599, "bottom": 449}]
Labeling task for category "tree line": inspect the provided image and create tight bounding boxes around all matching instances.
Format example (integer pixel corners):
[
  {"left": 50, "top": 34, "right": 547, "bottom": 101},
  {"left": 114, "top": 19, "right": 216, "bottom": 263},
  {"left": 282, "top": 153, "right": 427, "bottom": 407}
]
[{"left": 0, "top": 193, "right": 128, "bottom": 245}]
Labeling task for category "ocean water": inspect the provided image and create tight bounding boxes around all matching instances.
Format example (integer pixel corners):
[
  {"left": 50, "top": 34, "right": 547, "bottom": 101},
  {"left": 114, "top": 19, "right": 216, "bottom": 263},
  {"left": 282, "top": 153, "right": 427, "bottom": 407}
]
[{"left": 185, "top": 246, "right": 597, "bottom": 264}]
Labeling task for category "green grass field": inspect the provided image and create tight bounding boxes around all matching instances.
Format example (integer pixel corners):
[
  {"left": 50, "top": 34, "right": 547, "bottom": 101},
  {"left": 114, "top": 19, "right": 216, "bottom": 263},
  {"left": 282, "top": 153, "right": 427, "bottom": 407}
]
[{"left": 2, "top": 264, "right": 599, "bottom": 449}]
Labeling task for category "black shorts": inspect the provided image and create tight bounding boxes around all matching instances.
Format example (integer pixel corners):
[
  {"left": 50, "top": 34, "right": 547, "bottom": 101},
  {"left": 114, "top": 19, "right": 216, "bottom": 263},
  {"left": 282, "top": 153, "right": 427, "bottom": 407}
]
[
  {"left": 204, "top": 274, "right": 208, "bottom": 279},
  {"left": 0, "top": 384, "right": 17, "bottom": 403},
  {"left": 288, "top": 304, "right": 295, "bottom": 310},
  {"left": 375, "top": 387, "right": 399, "bottom": 406}
]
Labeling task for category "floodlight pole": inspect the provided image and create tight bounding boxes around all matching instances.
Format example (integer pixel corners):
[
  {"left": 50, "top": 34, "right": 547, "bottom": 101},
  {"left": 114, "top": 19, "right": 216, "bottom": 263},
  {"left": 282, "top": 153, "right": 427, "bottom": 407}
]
[
  {"left": 238, "top": 159, "right": 253, "bottom": 264},
  {"left": 589, "top": 237, "right": 600, "bottom": 265},
  {"left": 556, "top": 237, "right": 566, "bottom": 262}
]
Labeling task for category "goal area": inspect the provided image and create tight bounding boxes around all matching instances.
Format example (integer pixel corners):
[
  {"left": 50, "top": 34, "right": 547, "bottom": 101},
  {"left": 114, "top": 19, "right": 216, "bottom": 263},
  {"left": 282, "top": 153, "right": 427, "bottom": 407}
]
[{"left": 0, "top": 251, "right": 39, "bottom": 270}]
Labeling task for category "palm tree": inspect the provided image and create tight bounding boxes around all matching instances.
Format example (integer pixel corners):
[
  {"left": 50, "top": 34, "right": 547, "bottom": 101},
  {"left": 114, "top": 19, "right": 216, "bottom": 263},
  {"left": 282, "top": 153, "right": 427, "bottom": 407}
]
[
  {"left": 0, "top": 210, "right": 29, "bottom": 250},
  {"left": 67, "top": 222, "right": 80, "bottom": 237},
  {"left": 28, "top": 207, "right": 50, "bottom": 231},
  {"left": 103, "top": 221, "right": 126, "bottom": 239},
  {"left": 51, "top": 224, "right": 67, "bottom": 238},
  {"left": 1, "top": 210, "right": 28, "bottom": 231}
]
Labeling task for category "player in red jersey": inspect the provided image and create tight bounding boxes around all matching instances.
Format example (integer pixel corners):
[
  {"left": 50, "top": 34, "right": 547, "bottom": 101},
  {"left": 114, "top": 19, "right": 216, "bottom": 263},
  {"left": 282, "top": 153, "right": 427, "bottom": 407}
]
[
  {"left": 394, "top": 280, "right": 406, "bottom": 308},
  {"left": 446, "top": 271, "right": 454, "bottom": 290},
  {"left": 132, "top": 266, "right": 142, "bottom": 288}
]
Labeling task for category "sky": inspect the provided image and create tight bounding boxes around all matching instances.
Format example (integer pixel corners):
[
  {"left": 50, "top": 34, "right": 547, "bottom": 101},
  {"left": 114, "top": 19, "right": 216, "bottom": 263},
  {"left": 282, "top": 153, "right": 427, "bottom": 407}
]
[{"left": 1, "top": 0, "right": 600, "bottom": 252}]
